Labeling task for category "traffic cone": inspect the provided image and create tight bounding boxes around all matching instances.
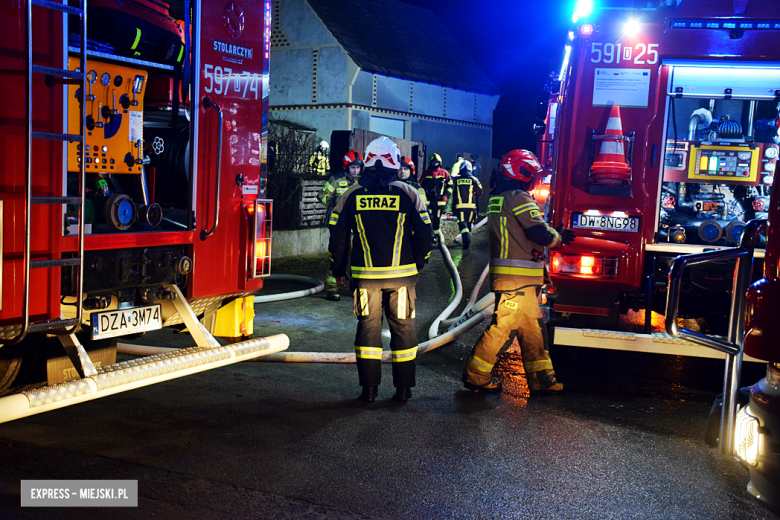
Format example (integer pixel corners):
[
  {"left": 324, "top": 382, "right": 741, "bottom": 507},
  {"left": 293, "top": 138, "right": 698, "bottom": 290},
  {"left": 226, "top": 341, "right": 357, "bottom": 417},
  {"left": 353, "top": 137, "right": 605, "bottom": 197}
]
[{"left": 591, "top": 105, "right": 631, "bottom": 184}]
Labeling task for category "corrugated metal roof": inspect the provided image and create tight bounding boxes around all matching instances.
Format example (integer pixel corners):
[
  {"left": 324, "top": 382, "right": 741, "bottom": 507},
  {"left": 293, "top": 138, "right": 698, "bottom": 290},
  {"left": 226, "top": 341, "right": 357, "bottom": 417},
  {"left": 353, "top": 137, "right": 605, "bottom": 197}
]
[{"left": 306, "top": 0, "right": 501, "bottom": 96}]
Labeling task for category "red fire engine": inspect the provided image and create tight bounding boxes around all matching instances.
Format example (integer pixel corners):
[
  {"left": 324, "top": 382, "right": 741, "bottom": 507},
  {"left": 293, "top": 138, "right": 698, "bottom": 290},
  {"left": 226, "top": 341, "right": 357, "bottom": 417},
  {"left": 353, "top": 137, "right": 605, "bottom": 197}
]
[
  {"left": 546, "top": 0, "right": 780, "bottom": 355},
  {"left": 0, "top": 0, "right": 282, "bottom": 419}
]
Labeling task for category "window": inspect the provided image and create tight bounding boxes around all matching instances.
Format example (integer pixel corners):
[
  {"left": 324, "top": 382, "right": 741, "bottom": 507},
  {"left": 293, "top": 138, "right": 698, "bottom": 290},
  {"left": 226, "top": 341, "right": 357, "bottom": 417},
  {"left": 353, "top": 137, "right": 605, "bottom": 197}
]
[{"left": 370, "top": 116, "right": 404, "bottom": 139}]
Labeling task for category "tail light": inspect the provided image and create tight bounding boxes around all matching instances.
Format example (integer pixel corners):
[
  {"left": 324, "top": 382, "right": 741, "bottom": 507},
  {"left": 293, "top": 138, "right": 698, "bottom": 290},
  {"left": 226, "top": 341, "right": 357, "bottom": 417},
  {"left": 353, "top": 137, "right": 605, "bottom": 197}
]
[
  {"left": 248, "top": 199, "right": 272, "bottom": 279},
  {"left": 550, "top": 252, "right": 618, "bottom": 277}
]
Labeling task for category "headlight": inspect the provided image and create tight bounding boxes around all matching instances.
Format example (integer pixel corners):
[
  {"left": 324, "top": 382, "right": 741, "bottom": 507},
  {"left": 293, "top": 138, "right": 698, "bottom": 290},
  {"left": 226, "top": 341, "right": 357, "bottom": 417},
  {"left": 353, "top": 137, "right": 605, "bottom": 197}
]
[{"left": 734, "top": 406, "right": 761, "bottom": 466}]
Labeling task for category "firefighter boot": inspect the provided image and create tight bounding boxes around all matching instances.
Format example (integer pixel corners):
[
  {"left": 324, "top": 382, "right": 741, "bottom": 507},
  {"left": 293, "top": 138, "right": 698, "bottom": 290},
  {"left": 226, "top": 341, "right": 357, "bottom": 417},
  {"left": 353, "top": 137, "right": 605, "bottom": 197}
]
[
  {"left": 462, "top": 231, "right": 471, "bottom": 249},
  {"left": 326, "top": 290, "right": 341, "bottom": 301},
  {"left": 462, "top": 377, "right": 502, "bottom": 393},
  {"left": 393, "top": 387, "right": 412, "bottom": 402},
  {"left": 359, "top": 386, "right": 378, "bottom": 403}
]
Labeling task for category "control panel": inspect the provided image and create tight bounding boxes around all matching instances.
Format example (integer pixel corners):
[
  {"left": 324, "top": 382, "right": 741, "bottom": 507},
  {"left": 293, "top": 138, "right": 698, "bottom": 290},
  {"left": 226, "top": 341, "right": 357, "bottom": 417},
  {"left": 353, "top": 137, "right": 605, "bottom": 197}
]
[
  {"left": 663, "top": 140, "right": 777, "bottom": 186},
  {"left": 67, "top": 58, "right": 147, "bottom": 174}
]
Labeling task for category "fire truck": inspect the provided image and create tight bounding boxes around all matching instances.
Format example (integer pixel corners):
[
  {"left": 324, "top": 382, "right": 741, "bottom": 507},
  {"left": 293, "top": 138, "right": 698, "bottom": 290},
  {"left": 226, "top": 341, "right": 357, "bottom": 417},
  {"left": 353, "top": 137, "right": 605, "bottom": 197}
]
[
  {"left": 545, "top": 0, "right": 780, "bottom": 357},
  {"left": 0, "top": 0, "right": 283, "bottom": 421}
]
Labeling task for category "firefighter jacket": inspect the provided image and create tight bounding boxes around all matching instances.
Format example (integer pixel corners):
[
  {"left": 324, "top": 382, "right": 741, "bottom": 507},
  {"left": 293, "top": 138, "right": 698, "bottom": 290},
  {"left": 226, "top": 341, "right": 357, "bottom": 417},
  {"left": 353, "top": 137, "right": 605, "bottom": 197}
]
[
  {"left": 451, "top": 158, "right": 465, "bottom": 176},
  {"left": 420, "top": 166, "right": 452, "bottom": 207},
  {"left": 486, "top": 188, "right": 562, "bottom": 291},
  {"left": 402, "top": 178, "right": 428, "bottom": 206},
  {"left": 309, "top": 150, "right": 330, "bottom": 176},
  {"left": 329, "top": 169, "right": 433, "bottom": 289},
  {"left": 453, "top": 174, "right": 483, "bottom": 211},
  {"left": 319, "top": 171, "right": 358, "bottom": 207}
]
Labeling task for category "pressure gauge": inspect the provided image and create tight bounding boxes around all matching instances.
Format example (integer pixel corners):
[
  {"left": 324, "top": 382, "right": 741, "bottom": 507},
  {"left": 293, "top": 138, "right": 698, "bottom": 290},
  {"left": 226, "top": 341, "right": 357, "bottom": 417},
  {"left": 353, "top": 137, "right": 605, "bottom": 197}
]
[
  {"left": 100, "top": 72, "right": 110, "bottom": 86},
  {"left": 764, "top": 162, "right": 776, "bottom": 173},
  {"left": 765, "top": 146, "right": 779, "bottom": 160},
  {"left": 86, "top": 70, "right": 97, "bottom": 83}
]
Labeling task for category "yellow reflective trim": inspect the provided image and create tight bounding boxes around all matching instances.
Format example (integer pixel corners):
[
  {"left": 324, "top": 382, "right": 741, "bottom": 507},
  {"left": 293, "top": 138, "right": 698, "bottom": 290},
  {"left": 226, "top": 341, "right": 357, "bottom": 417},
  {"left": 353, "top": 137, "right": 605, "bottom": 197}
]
[
  {"left": 329, "top": 212, "right": 339, "bottom": 225},
  {"left": 525, "top": 359, "right": 554, "bottom": 372},
  {"left": 359, "top": 288, "right": 369, "bottom": 316},
  {"left": 468, "top": 355, "right": 494, "bottom": 373},
  {"left": 352, "top": 268, "right": 418, "bottom": 280},
  {"left": 324, "top": 181, "right": 334, "bottom": 191},
  {"left": 355, "top": 346, "right": 383, "bottom": 360},
  {"left": 398, "top": 286, "right": 408, "bottom": 319},
  {"left": 391, "top": 346, "right": 417, "bottom": 362},
  {"left": 355, "top": 214, "right": 372, "bottom": 267},
  {"left": 514, "top": 206, "right": 536, "bottom": 215},
  {"left": 352, "top": 264, "right": 417, "bottom": 272},
  {"left": 500, "top": 216, "right": 508, "bottom": 259},
  {"left": 487, "top": 196, "right": 503, "bottom": 214},
  {"left": 456, "top": 203, "right": 477, "bottom": 209},
  {"left": 177, "top": 45, "right": 185, "bottom": 63},
  {"left": 391, "top": 213, "right": 405, "bottom": 266},
  {"left": 130, "top": 28, "right": 142, "bottom": 51},
  {"left": 512, "top": 202, "right": 536, "bottom": 213},
  {"left": 489, "top": 266, "right": 544, "bottom": 276}
]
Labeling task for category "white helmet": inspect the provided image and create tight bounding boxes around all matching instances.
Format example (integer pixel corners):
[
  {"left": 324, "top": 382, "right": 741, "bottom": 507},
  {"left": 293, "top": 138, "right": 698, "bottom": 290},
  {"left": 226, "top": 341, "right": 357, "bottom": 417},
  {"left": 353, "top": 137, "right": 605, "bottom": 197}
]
[
  {"left": 364, "top": 136, "right": 400, "bottom": 170},
  {"left": 459, "top": 161, "right": 473, "bottom": 174},
  {"left": 319, "top": 141, "right": 329, "bottom": 150}
]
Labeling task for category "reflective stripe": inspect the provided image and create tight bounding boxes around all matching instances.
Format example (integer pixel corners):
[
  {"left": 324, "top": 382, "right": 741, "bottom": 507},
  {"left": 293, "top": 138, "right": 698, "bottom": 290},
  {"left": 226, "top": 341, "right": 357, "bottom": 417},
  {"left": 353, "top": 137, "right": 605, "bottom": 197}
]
[
  {"left": 326, "top": 276, "right": 336, "bottom": 283},
  {"left": 490, "top": 258, "right": 544, "bottom": 269},
  {"left": 460, "top": 227, "right": 470, "bottom": 234},
  {"left": 392, "top": 213, "right": 406, "bottom": 266},
  {"left": 392, "top": 346, "right": 417, "bottom": 362},
  {"left": 355, "top": 346, "right": 383, "bottom": 360},
  {"left": 130, "top": 28, "right": 142, "bottom": 51},
  {"left": 352, "top": 264, "right": 418, "bottom": 279},
  {"left": 500, "top": 216, "right": 508, "bottom": 259},
  {"left": 358, "top": 288, "right": 369, "bottom": 316},
  {"left": 324, "top": 181, "right": 334, "bottom": 192},
  {"left": 456, "top": 203, "right": 477, "bottom": 209},
  {"left": 328, "top": 252, "right": 334, "bottom": 261},
  {"left": 355, "top": 215, "right": 373, "bottom": 267},
  {"left": 437, "top": 200, "right": 447, "bottom": 206},
  {"left": 425, "top": 251, "right": 431, "bottom": 259},
  {"left": 512, "top": 202, "right": 536, "bottom": 215},
  {"left": 329, "top": 212, "right": 339, "bottom": 225},
  {"left": 489, "top": 266, "right": 544, "bottom": 276},
  {"left": 177, "top": 45, "right": 185, "bottom": 63},
  {"left": 420, "top": 211, "right": 431, "bottom": 224},
  {"left": 468, "top": 355, "right": 494, "bottom": 373},
  {"left": 397, "top": 286, "right": 407, "bottom": 319},
  {"left": 525, "top": 359, "right": 554, "bottom": 372}
]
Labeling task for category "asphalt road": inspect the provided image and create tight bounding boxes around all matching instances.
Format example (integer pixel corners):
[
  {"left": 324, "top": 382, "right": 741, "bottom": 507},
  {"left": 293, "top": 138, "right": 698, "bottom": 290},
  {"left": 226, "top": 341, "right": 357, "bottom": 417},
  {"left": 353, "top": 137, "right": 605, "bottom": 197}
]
[{"left": 0, "top": 222, "right": 774, "bottom": 519}]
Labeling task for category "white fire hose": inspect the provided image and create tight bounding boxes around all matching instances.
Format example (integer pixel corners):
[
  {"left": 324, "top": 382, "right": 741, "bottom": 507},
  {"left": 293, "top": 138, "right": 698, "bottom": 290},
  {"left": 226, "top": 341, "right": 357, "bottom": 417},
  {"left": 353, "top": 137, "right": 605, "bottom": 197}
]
[{"left": 118, "top": 225, "right": 494, "bottom": 363}]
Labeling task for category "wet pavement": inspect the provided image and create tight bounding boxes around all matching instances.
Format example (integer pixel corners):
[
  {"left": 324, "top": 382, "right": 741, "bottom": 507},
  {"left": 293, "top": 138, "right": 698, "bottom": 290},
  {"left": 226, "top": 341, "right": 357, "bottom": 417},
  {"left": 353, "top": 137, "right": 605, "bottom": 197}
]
[{"left": 0, "top": 222, "right": 775, "bottom": 519}]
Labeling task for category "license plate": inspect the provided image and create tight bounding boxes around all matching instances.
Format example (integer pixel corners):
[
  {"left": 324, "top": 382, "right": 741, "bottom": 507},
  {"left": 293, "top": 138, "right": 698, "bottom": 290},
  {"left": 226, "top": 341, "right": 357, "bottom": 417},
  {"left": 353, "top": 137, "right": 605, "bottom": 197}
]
[
  {"left": 91, "top": 305, "right": 162, "bottom": 340},
  {"left": 572, "top": 212, "right": 640, "bottom": 232}
]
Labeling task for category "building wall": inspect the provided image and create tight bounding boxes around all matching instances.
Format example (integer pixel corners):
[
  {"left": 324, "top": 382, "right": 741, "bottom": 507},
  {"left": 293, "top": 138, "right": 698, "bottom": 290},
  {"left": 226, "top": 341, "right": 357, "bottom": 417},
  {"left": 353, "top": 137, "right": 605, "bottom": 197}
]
[
  {"left": 411, "top": 120, "right": 493, "bottom": 173},
  {"left": 270, "top": 108, "right": 348, "bottom": 146}
]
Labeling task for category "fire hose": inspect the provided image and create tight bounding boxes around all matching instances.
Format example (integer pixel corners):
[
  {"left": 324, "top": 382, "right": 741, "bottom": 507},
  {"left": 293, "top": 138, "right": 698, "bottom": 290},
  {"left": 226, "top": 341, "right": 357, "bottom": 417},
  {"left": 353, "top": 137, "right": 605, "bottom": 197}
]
[{"left": 117, "top": 220, "right": 494, "bottom": 362}]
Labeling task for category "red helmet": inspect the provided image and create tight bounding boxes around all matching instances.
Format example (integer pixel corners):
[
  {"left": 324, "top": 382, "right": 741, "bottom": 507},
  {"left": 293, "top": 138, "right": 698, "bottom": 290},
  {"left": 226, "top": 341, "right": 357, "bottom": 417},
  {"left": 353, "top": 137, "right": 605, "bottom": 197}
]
[
  {"left": 343, "top": 150, "right": 364, "bottom": 170},
  {"left": 500, "top": 149, "right": 542, "bottom": 182},
  {"left": 400, "top": 156, "right": 415, "bottom": 176}
]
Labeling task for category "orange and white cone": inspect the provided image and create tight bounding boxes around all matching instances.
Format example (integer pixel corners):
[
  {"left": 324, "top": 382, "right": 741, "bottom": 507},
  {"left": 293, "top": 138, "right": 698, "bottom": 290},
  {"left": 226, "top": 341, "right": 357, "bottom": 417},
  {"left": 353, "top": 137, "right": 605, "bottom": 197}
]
[{"left": 591, "top": 105, "right": 631, "bottom": 183}]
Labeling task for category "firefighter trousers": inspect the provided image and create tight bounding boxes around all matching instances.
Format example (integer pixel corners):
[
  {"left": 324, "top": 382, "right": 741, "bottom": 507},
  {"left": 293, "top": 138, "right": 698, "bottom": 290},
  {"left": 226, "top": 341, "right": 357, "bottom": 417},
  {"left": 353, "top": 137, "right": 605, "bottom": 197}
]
[
  {"left": 463, "top": 287, "right": 558, "bottom": 391},
  {"left": 353, "top": 286, "right": 417, "bottom": 389},
  {"left": 429, "top": 203, "right": 446, "bottom": 235},
  {"left": 457, "top": 210, "right": 475, "bottom": 248}
]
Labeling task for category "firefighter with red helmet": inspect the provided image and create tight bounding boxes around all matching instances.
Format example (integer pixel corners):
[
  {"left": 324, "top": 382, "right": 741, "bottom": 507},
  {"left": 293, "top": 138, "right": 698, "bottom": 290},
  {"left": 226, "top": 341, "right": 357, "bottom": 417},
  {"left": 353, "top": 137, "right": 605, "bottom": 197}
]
[
  {"left": 420, "top": 153, "right": 452, "bottom": 243},
  {"left": 398, "top": 156, "right": 428, "bottom": 205},
  {"left": 462, "top": 149, "right": 575, "bottom": 394},
  {"left": 452, "top": 160, "right": 483, "bottom": 249},
  {"left": 329, "top": 137, "right": 432, "bottom": 403},
  {"left": 319, "top": 150, "right": 364, "bottom": 300}
]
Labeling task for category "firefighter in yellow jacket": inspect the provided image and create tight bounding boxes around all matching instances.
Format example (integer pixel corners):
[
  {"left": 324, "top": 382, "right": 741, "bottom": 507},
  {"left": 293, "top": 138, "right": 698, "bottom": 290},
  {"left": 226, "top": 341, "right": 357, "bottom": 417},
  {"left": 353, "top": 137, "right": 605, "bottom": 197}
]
[
  {"left": 319, "top": 150, "right": 364, "bottom": 300},
  {"left": 452, "top": 160, "right": 483, "bottom": 249},
  {"left": 462, "top": 150, "right": 575, "bottom": 394},
  {"left": 309, "top": 141, "right": 330, "bottom": 176},
  {"left": 329, "top": 137, "right": 433, "bottom": 403}
]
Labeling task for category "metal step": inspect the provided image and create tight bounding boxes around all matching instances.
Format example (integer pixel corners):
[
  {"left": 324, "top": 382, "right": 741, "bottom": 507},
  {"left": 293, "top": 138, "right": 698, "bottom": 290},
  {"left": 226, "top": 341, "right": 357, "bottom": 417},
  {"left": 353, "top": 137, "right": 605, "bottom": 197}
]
[
  {"left": 31, "top": 0, "right": 83, "bottom": 16},
  {"left": 32, "top": 196, "right": 82, "bottom": 205},
  {"left": 31, "top": 65, "right": 84, "bottom": 80},
  {"left": 30, "top": 258, "right": 81, "bottom": 269},
  {"left": 32, "top": 132, "right": 83, "bottom": 143},
  {"left": 28, "top": 318, "right": 80, "bottom": 334}
]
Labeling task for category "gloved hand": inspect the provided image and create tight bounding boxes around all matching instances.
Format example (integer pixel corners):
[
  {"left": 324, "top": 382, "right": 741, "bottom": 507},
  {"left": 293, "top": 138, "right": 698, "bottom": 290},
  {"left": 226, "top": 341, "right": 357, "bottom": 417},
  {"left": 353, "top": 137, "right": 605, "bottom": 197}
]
[
  {"left": 442, "top": 195, "right": 448, "bottom": 203},
  {"left": 554, "top": 224, "right": 576, "bottom": 245},
  {"left": 336, "top": 276, "right": 347, "bottom": 289}
]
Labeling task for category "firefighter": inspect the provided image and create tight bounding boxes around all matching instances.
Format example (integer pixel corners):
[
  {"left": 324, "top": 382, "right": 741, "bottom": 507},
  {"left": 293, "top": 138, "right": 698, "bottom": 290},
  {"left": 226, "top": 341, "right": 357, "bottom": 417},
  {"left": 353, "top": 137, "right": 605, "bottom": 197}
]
[
  {"left": 451, "top": 153, "right": 465, "bottom": 176},
  {"left": 398, "top": 156, "right": 428, "bottom": 205},
  {"left": 420, "top": 153, "right": 452, "bottom": 243},
  {"left": 329, "top": 137, "right": 433, "bottom": 403},
  {"left": 319, "top": 150, "right": 364, "bottom": 301},
  {"left": 462, "top": 149, "right": 575, "bottom": 394},
  {"left": 309, "top": 140, "right": 330, "bottom": 176},
  {"left": 452, "top": 160, "right": 483, "bottom": 249}
]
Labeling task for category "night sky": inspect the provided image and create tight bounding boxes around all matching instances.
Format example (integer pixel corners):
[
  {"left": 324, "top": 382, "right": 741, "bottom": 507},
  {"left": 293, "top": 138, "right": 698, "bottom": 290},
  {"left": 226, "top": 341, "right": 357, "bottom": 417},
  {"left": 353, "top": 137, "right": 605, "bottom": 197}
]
[{"left": 402, "top": 0, "right": 572, "bottom": 158}]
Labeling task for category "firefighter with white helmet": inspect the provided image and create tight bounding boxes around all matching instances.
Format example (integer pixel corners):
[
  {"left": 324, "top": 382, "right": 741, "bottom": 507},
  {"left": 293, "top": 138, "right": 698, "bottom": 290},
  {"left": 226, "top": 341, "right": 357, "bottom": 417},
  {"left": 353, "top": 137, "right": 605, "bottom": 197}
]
[
  {"left": 309, "top": 140, "right": 330, "bottom": 176},
  {"left": 452, "top": 160, "right": 483, "bottom": 249},
  {"left": 462, "top": 149, "right": 575, "bottom": 394},
  {"left": 319, "top": 150, "right": 364, "bottom": 300},
  {"left": 329, "top": 137, "right": 433, "bottom": 403},
  {"left": 420, "top": 153, "right": 452, "bottom": 243}
]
